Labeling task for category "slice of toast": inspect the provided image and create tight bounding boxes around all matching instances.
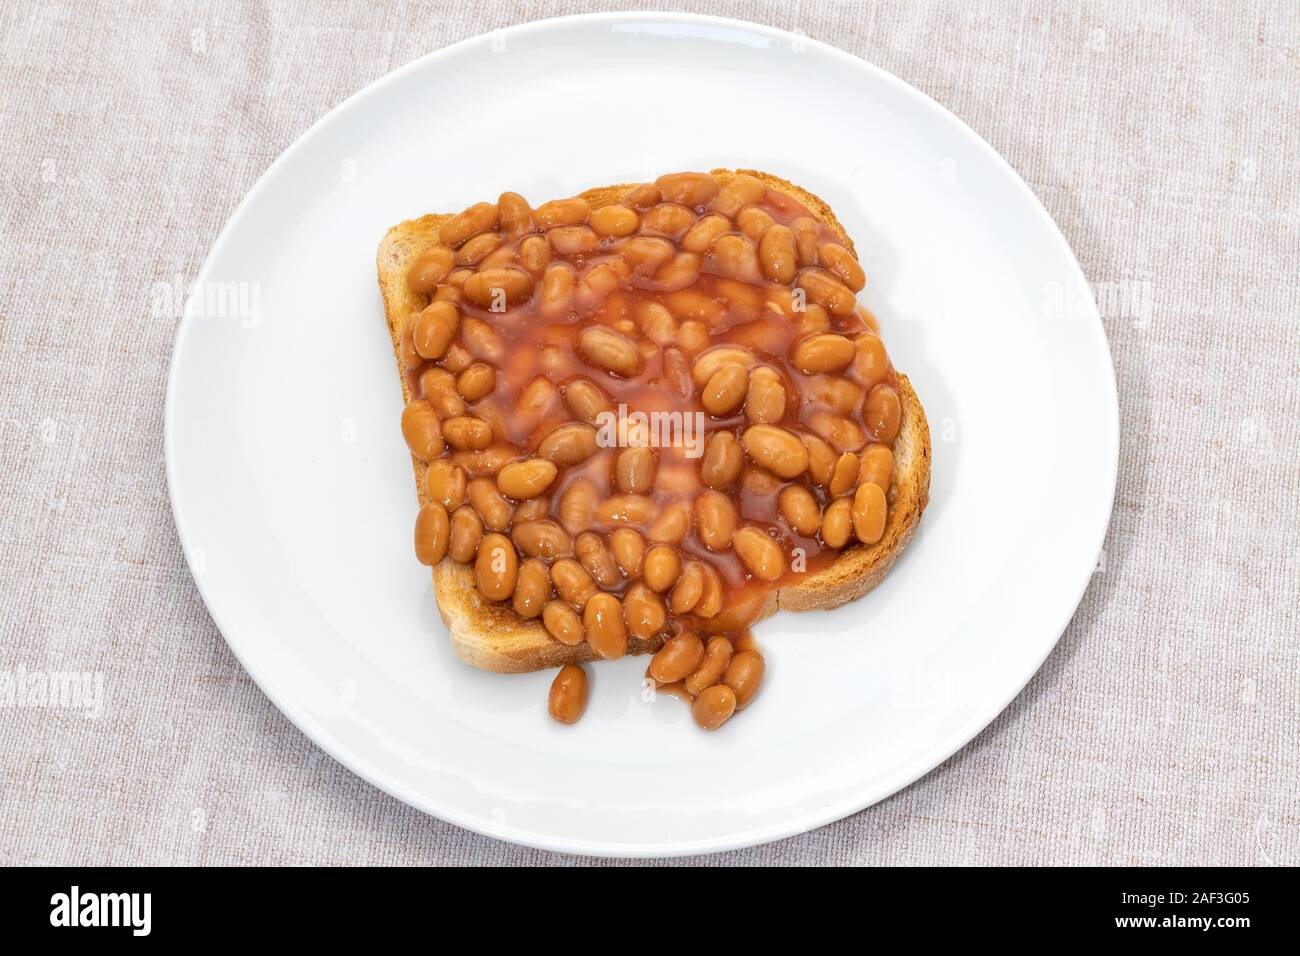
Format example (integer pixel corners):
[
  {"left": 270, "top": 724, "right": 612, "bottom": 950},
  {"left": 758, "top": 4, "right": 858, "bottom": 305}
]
[{"left": 377, "top": 169, "right": 931, "bottom": 673}]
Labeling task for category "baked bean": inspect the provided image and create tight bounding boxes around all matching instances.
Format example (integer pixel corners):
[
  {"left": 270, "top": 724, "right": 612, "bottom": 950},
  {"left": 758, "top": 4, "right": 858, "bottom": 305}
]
[
  {"left": 575, "top": 532, "right": 620, "bottom": 587},
  {"left": 535, "top": 197, "right": 589, "bottom": 227},
  {"left": 778, "top": 485, "right": 821, "bottom": 536},
  {"left": 518, "top": 235, "right": 552, "bottom": 278},
  {"left": 442, "top": 341, "right": 473, "bottom": 373},
  {"left": 647, "top": 503, "right": 691, "bottom": 544},
  {"left": 474, "top": 532, "right": 518, "bottom": 601},
  {"left": 745, "top": 367, "right": 786, "bottom": 423},
  {"left": 512, "top": 519, "right": 573, "bottom": 561},
  {"left": 692, "top": 684, "right": 736, "bottom": 730},
  {"left": 742, "top": 425, "right": 809, "bottom": 478},
  {"left": 802, "top": 433, "right": 837, "bottom": 486},
  {"left": 656, "top": 172, "right": 719, "bottom": 208},
  {"left": 790, "top": 216, "right": 820, "bottom": 266},
  {"left": 419, "top": 367, "right": 465, "bottom": 418},
  {"left": 796, "top": 268, "right": 856, "bottom": 315},
  {"left": 863, "top": 383, "right": 902, "bottom": 444},
  {"left": 792, "top": 333, "right": 855, "bottom": 375},
  {"left": 695, "top": 564, "right": 723, "bottom": 618},
  {"left": 610, "top": 528, "right": 645, "bottom": 578},
  {"left": 694, "top": 491, "right": 737, "bottom": 551},
  {"left": 548, "top": 225, "right": 600, "bottom": 256},
  {"left": 640, "top": 203, "right": 696, "bottom": 240},
  {"left": 639, "top": 304, "right": 679, "bottom": 350},
  {"left": 401, "top": 400, "right": 444, "bottom": 460},
  {"left": 547, "top": 664, "right": 588, "bottom": 723},
  {"left": 859, "top": 443, "right": 894, "bottom": 492},
  {"left": 676, "top": 320, "right": 710, "bottom": 353},
  {"left": 467, "top": 477, "right": 512, "bottom": 531},
  {"left": 711, "top": 234, "right": 762, "bottom": 282},
  {"left": 712, "top": 174, "right": 766, "bottom": 218},
  {"left": 818, "top": 242, "right": 866, "bottom": 292},
  {"left": 425, "top": 459, "right": 467, "bottom": 510},
  {"left": 680, "top": 214, "right": 731, "bottom": 253},
  {"left": 413, "top": 301, "right": 460, "bottom": 360},
  {"left": 743, "top": 465, "right": 783, "bottom": 499},
  {"left": 515, "top": 376, "right": 557, "bottom": 422},
  {"left": 465, "top": 268, "right": 534, "bottom": 313},
  {"left": 540, "top": 262, "right": 576, "bottom": 320},
  {"left": 652, "top": 251, "right": 702, "bottom": 290},
  {"left": 796, "top": 304, "right": 831, "bottom": 337},
  {"left": 807, "top": 411, "right": 865, "bottom": 452},
  {"left": 596, "top": 494, "right": 656, "bottom": 525},
  {"left": 700, "top": 431, "right": 744, "bottom": 489},
  {"left": 643, "top": 545, "right": 681, "bottom": 593},
  {"left": 446, "top": 267, "right": 473, "bottom": 288},
  {"left": 684, "top": 636, "right": 734, "bottom": 695},
  {"left": 808, "top": 375, "right": 863, "bottom": 416},
  {"left": 399, "top": 316, "right": 421, "bottom": 369},
  {"left": 723, "top": 650, "right": 765, "bottom": 709},
  {"left": 560, "top": 378, "right": 610, "bottom": 423},
  {"left": 579, "top": 326, "right": 642, "bottom": 377},
  {"left": 820, "top": 497, "right": 854, "bottom": 548},
  {"left": 649, "top": 632, "right": 705, "bottom": 683},
  {"left": 692, "top": 346, "right": 755, "bottom": 387},
  {"left": 623, "top": 236, "right": 676, "bottom": 274},
  {"left": 850, "top": 333, "right": 889, "bottom": 387},
  {"left": 590, "top": 203, "right": 639, "bottom": 238},
  {"left": 557, "top": 480, "right": 598, "bottom": 534},
  {"left": 460, "top": 317, "right": 506, "bottom": 363},
  {"left": 448, "top": 506, "right": 483, "bottom": 563},
  {"left": 407, "top": 245, "right": 455, "bottom": 293},
  {"left": 697, "top": 362, "right": 746, "bottom": 417},
  {"left": 456, "top": 363, "right": 496, "bottom": 402},
  {"left": 513, "top": 497, "right": 550, "bottom": 524},
  {"left": 583, "top": 592, "right": 627, "bottom": 659},
  {"left": 736, "top": 206, "right": 775, "bottom": 241},
  {"left": 439, "top": 202, "right": 497, "bottom": 247},
  {"left": 622, "top": 183, "right": 661, "bottom": 209},
  {"left": 538, "top": 423, "right": 599, "bottom": 465},
  {"left": 542, "top": 601, "right": 584, "bottom": 646},
  {"left": 670, "top": 561, "right": 706, "bottom": 614},
  {"left": 615, "top": 446, "right": 655, "bottom": 494},
  {"left": 455, "top": 231, "right": 502, "bottom": 267},
  {"left": 552, "top": 558, "right": 598, "bottom": 610},
  {"left": 497, "top": 191, "right": 533, "bottom": 236},
  {"left": 442, "top": 415, "right": 493, "bottom": 451},
  {"left": 829, "top": 451, "right": 859, "bottom": 497},
  {"left": 497, "top": 459, "right": 558, "bottom": 500},
  {"left": 414, "top": 503, "right": 449, "bottom": 565},
  {"left": 852, "top": 481, "right": 888, "bottom": 545},
  {"left": 665, "top": 287, "right": 723, "bottom": 324},
  {"left": 453, "top": 442, "right": 520, "bottom": 477},
  {"left": 512, "top": 558, "right": 552, "bottom": 619},
  {"left": 623, "top": 582, "right": 667, "bottom": 639},
  {"left": 733, "top": 526, "right": 785, "bottom": 582},
  {"left": 757, "top": 224, "right": 798, "bottom": 283}
]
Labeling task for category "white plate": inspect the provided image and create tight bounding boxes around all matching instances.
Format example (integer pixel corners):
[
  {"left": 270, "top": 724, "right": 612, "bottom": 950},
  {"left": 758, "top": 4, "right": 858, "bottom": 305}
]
[{"left": 165, "top": 12, "right": 1117, "bottom": 856}]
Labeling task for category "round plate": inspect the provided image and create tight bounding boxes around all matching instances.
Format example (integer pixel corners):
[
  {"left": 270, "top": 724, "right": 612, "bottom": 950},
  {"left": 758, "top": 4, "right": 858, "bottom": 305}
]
[{"left": 166, "top": 12, "right": 1117, "bottom": 856}]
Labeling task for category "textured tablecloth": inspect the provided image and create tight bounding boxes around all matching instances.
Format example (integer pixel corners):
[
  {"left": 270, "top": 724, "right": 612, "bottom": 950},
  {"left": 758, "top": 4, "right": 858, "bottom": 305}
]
[{"left": 1, "top": 0, "right": 1296, "bottom": 866}]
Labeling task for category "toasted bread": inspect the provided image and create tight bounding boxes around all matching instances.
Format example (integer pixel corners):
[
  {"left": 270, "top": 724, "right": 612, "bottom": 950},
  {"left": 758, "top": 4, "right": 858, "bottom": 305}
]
[{"left": 377, "top": 170, "right": 930, "bottom": 673}]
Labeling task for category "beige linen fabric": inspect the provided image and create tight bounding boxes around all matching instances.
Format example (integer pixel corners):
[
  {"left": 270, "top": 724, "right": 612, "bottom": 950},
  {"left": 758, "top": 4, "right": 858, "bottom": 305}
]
[{"left": 0, "top": 0, "right": 1296, "bottom": 866}]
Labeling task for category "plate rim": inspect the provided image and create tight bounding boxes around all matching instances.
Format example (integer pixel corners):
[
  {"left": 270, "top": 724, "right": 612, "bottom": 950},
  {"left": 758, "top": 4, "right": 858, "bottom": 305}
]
[{"left": 164, "top": 10, "right": 1119, "bottom": 857}]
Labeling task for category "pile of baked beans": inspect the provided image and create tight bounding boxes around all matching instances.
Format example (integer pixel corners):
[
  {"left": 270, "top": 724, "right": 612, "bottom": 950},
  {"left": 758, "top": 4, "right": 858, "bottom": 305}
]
[{"left": 399, "top": 172, "right": 902, "bottom": 730}]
